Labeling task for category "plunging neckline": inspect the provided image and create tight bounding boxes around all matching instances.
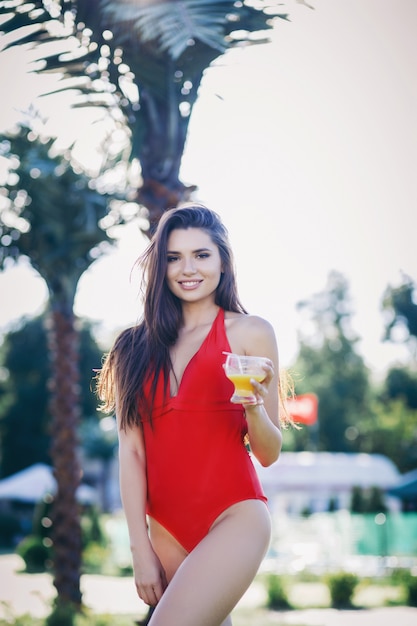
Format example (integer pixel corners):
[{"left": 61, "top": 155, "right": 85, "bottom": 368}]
[{"left": 169, "top": 308, "right": 222, "bottom": 398}]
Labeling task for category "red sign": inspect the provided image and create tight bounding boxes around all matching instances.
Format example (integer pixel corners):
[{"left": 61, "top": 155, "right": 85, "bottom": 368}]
[{"left": 287, "top": 393, "right": 318, "bottom": 425}]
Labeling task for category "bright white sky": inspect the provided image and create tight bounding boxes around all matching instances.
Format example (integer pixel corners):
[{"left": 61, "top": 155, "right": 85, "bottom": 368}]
[{"left": 0, "top": 0, "right": 416, "bottom": 377}]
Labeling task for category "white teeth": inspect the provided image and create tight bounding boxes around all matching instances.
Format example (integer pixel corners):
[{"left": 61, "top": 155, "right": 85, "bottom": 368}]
[{"left": 181, "top": 281, "right": 199, "bottom": 286}]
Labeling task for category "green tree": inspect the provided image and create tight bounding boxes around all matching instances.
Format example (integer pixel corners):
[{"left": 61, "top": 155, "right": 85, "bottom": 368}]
[
  {"left": 0, "top": 316, "right": 50, "bottom": 476},
  {"left": 375, "top": 276, "right": 417, "bottom": 472},
  {"left": 0, "top": 0, "right": 289, "bottom": 235},
  {"left": 383, "top": 275, "right": 417, "bottom": 355},
  {"left": 0, "top": 126, "right": 114, "bottom": 609},
  {"left": 355, "top": 398, "right": 417, "bottom": 473},
  {"left": 0, "top": 315, "right": 103, "bottom": 477},
  {"left": 383, "top": 366, "right": 417, "bottom": 410},
  {"left": 292, "top": 271, "right": 371, "bottom": 452}
]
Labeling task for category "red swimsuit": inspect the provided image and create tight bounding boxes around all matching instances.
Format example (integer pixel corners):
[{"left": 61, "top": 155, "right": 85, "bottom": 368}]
[{"left": 141, "top": 308, "right": 267, "bottom": 553}]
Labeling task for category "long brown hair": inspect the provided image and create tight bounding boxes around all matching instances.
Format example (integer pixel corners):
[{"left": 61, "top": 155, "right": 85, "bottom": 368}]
[{"left": 96, "top": 203, "right": 247, "bottom": 429}]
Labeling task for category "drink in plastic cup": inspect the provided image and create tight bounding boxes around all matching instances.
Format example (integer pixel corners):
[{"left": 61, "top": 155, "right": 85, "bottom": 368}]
[{"left": 223, "top": 353, "right": 269, "bottom": 404}]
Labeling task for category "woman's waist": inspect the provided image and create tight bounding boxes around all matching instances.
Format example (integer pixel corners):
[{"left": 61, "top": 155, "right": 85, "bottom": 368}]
[{"left": 141, "top": 399, "right": 244, "bottom": 422}]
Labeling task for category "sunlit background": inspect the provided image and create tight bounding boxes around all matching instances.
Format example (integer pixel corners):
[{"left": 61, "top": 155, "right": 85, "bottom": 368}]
[{"left": 1, "top": 0, "right": 416, "bottom": 376}]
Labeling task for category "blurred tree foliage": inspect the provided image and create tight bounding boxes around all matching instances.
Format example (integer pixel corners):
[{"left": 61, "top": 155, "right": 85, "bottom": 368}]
[
  {"left": 375, "top": 276, "right": 417, "bottom": 471},
  {"left": 383, "top": 367, "right": 417, "bottom": 409},
  {"left": 288, "top": 271, "right": 371, "bottom": 453},
  {"left": 355, "top": 398, "right": 417, "bottom": 474},
  {"left": 383, "top": 275, "right": 417, "bottom": 350},
  {"left": 285, "top": 272, "right": 417, "bottom": 473},
  {"left": 0, "top": 315, "right": 103, "bottom": 478}
]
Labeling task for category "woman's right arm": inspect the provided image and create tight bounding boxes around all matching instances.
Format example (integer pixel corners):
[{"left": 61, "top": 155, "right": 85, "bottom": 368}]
[{"left": 117, "top": 413, "right": 167, "bottom": 606}]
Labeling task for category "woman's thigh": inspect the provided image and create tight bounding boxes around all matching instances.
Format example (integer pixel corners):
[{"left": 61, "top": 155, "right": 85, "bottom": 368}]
[
  {"left": 149, "top": 500, "right": 271, "bottom": 626},
  {"left": 148, "top": 517, "right": 188, "bottom": 582}
]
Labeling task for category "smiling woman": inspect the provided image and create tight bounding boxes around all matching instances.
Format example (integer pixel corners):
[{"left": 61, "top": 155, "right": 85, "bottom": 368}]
[{"left": 95, "top": 203, "right": 293, "bottom": 626}]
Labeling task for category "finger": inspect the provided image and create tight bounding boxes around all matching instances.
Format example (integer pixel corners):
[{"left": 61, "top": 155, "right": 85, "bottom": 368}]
[
  {"left": 137, "top": 584, "right": 157, "bottom": 606},
  {"left": 145, "top": 575, "right": 166, "bottom": 606},
  {"left": 151, "top": 580, "right": 165, "bottom": 604},
  {"left": 150, "top": 586, "right": 160, "bottom": 606},
  {"left": 251, "top": 378, "right": 268, "bottom": 395}
]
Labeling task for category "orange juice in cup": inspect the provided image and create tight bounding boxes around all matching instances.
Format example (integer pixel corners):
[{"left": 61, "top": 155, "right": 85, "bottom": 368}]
[{"left": 223, "top": 353, "right": 269, "bottom": 404}]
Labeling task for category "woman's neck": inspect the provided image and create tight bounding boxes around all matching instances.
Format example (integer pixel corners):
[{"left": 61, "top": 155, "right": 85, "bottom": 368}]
[{"left": 180, "top": 302, "right": 220, "bottom": 331}]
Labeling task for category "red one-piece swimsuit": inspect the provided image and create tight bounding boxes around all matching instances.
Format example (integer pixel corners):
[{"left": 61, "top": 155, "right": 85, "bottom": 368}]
[{"left": 140, "top": 307, "right": 267, "bottom": 553}]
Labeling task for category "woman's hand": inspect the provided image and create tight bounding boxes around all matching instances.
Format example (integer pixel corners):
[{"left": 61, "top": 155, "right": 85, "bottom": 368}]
[
  {"left": 243, "top": 356, "right": 282, "bottom": 466},
  {"left": 246, "top": 358, "right": 274, "bottom": 407},
  {"left": 132, "top": 545, "right": 168, "bottom": 606}
]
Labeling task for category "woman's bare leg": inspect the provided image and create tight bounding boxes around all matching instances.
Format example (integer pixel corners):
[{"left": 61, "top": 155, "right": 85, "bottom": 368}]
[
  {"left": 148, "top": 518, "right": 188, "bottom": 582},
  {"left": 148, "top": 500, "right": 271, "bottom": 626},
  {"left": 148, "top": 519, "right": 232, "bottom": 626}
]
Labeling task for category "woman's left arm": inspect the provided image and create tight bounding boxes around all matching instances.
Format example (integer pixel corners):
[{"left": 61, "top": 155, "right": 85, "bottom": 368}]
[{"left": 243, "top": 316, "right": 282, "bottom": 467}]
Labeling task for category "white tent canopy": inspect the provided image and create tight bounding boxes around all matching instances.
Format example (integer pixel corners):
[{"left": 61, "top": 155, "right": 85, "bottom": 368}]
[
  {"left": 254, "top": 451, "right": 400, "bottom": 491},
  {"left": 0, "top": 463, "right": 97, "bottom": 505},
  {"left": 253, "top": 452, "right": 401, "bottom": 513}
]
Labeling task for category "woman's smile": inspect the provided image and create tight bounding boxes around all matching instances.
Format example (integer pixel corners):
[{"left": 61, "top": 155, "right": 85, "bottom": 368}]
[{"left": 178, "top": 280, "right": 203, "bottom": 289}]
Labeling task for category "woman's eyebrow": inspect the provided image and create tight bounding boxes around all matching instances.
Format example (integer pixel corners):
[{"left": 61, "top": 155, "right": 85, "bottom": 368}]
[
  {"left": 167, "top": 247, "right": 212, "bottom": 254},
  {"left": 193, "top": 247, "right": 212, "bottom": 253}
]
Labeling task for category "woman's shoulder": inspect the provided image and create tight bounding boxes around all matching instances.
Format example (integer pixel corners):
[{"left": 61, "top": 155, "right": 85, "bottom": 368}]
[
  {"left": 225, "top": 310, "right": 274, "bottom": 331},
  {"left": 224, "top": 311, "right": 276, "bottom": 352}
]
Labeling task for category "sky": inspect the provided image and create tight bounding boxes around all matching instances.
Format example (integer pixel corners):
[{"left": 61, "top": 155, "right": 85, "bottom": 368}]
[{"left": 0, "top": 0, "right": 416, "bottom": 377}]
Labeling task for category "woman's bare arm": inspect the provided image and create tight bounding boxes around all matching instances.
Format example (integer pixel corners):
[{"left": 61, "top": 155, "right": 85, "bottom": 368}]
[
  {"left": 229, "top": 315, "right": 282, "bottom": 466},
  {"left": 117, "top": 409, "right": 167, "bottom": 605}
]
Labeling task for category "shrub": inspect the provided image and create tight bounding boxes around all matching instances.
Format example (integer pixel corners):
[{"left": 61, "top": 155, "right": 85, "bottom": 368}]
[
  {"left": 326, "top": 571, "right": 358, "bottom": 608},
  {"left": 400, "top": 571, "right": 417, "bottom": 607},
  {"left": 407, "top": 575, "right": 417, "bottom": 607},
  {"left": 0, "top": 613, "right": 40, "bottom": 626},
  {"left": 81, "top": 506, "right": 106, "bottom": 549},
  {"left": 16, "top": 534, "right": 51, "bottom": 572},
  {"left": 265, "top": 574, "right": 292, "bottom": 610},
  {"left": 82, "top": 542, "right": 111, "bottom": 574},
  {"left": 45, "top": 600, "right": 77, "bottom": 626}
]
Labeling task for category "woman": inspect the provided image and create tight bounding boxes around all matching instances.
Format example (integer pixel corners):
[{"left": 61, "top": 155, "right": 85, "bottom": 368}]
[{"left": 97, "top": 204, "right": 289, "bottom": 626}]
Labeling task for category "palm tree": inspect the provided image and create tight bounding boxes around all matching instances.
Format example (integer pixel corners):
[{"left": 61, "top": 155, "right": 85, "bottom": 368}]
[
  {"left": 0, "top": 123, "right": 116, "bottom": 608},
  {"left": 0, "top": 0, "right": 288, "bottom": 235}
]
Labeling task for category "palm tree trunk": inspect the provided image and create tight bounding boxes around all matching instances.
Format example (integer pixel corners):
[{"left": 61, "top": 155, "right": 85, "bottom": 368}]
[{"left": 48, "top": 307, "right": 83, "bottom": 607}]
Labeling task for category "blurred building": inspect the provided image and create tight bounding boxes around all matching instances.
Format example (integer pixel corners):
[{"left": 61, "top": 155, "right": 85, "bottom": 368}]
[{"left": 254, "top": 451, "right": 401, "bottom": 514}]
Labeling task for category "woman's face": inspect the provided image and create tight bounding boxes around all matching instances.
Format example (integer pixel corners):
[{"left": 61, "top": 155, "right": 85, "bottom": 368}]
[{"left": 165, "top": 227, "right": 223, "bottom": 304}]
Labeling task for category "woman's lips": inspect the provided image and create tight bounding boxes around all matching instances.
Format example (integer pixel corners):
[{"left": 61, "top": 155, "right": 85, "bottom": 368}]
[{"left": 178, "top": 280, "right": 202, "bottom": 289}]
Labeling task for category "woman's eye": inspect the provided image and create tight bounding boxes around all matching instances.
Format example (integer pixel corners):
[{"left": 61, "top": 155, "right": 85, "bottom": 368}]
[
  {"left": 167, "top": 255, "right": 179, "bottom": 263},
  {"left": 196, "top": 253, "right": 209, "bottom": 259}
]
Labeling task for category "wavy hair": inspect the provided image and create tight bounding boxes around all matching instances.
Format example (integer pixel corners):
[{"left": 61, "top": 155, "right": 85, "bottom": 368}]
[{"left": 96, "top": 203, "right": 247, "bottom": 429}]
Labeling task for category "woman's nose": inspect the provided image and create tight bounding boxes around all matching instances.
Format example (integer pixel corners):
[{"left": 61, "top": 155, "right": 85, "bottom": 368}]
[{"left": 183, "top": 257, "right": 197, "bottom": 274}]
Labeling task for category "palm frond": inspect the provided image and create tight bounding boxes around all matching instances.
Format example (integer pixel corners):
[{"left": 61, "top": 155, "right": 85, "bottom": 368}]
[
  {"left": 100, "top": 0, "right": 287, "bottom": 60},
  {"left": 0, "top": 124, "right": 115, "bottom": 276}
]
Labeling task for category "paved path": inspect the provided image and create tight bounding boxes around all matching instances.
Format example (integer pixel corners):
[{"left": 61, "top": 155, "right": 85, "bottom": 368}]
[
  {"left": 274, "top": 606, "right": 417, "bottom": 626},
  {"left": 0, "top": 554, "right": 143, "bottom": 619},
  {"left": 1, "top": 554, "right": 417, "bottom": 625}
]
